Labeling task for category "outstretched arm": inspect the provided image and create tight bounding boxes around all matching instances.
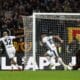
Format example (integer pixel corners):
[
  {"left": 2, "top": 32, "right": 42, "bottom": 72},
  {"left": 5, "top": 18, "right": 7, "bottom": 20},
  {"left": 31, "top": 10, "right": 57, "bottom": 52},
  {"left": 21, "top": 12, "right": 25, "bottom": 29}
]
[
  {"left": 53, "top": 35, "right": 64, "bottom": 43},
  {"left": 15, "top": 35, "right": 25, "bottom": 38},
  {"left": 0, "top": 38, "right": 3, "bottom": 42}
]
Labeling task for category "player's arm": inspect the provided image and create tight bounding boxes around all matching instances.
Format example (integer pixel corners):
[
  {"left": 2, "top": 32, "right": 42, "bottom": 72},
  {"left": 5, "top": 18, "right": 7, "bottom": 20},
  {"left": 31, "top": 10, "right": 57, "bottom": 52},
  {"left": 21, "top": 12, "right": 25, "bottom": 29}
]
[
  {"left": 10, "top": 36, "right": 16, "bottom": 39},
  {"left": 0, "top": 39, "right": 2, "bottom": 41},
  {"left": 10, "top": 35, "right": 24, "bottom": 39},
  {"left": 39, "top": 41, "right": 43, "bottom": 46},
  {"left": 53, "top": 35, "right": 64, "bottom": 43},
  {"left": 16, "top": 35, "right": 25, "bottom": 38},
  {"left": 0, "top": 38, "right": 3, "bottom": 42}
]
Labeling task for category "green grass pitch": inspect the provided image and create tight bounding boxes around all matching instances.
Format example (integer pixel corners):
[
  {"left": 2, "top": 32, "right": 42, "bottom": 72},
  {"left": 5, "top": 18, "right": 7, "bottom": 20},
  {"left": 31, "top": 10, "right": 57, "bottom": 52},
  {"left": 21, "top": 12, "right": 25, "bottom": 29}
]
[{"left": 0, "top": 70, "right": 80, "bottom": 80}]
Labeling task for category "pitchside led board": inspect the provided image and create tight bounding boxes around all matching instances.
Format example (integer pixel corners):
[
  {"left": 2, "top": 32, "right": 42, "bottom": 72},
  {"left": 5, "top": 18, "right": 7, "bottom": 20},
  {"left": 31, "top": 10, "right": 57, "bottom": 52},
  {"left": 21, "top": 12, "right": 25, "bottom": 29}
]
[{"left": 0, "top": 13, "right": 80, "bottom": 70}]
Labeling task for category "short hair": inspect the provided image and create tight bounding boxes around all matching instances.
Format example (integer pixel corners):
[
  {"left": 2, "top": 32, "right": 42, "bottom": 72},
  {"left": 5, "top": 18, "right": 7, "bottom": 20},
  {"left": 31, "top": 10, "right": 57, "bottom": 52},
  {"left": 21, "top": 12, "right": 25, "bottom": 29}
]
[{"left": 3, "top": 31, "right": 8, "bottom": 36}]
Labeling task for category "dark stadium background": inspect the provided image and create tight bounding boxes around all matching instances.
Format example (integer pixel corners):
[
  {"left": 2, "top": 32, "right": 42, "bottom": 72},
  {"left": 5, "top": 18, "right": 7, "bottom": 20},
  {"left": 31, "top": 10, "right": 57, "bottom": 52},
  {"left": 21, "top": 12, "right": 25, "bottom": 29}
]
[{"left": 0, "top": 0, "right": 80, "bottom": 70}]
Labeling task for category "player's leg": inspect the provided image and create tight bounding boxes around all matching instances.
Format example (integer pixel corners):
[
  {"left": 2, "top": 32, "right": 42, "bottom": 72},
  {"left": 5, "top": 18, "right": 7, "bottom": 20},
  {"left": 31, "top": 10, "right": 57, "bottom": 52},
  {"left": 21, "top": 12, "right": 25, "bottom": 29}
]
[
  {"left": 45, "top": 50, "right": 67, "bottom": 70},
  {"left": 12, "top": 47, "right": 22, "bottom": 70},
  {"left": 7, "top": 50, "right": 15, "bottom": 70},
  {"left": 10, "top": 57, "right": 22, "bottom": 70},
  {"left": 52, "top": 47, "right": 69, "bottom": 70},
  {"left": 54, "top": 48, "right": 72, "bottom": 70},
  {"left": 7, "top": 47, "right": 22, "bottom": 70},
  {"left": 44, "top": 50, "right": 51, "bottom": 64},
  {"left": 45, "top": 50, "right": 56, "bottom": 69},
  {"left": 58, "top": 57, "right": 68, "bottom": 69}
]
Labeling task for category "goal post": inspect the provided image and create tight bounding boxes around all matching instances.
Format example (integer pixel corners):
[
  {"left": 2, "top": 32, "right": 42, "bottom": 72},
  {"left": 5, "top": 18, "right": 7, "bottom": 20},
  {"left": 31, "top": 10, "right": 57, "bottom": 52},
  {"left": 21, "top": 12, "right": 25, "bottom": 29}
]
[
  {"left": 22, "top": 16, "right": 33, "bottom": 69},
  {"left": 22, "top": 13, "right": 80, "bottom": 70},
  {"left": 33, "top": 13, "right": 80, "bottom": 70}
]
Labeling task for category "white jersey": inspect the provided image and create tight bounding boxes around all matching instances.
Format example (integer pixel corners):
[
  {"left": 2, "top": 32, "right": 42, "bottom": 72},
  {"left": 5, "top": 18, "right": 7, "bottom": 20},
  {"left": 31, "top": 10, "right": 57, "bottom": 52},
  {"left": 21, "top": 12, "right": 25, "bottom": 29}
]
[
  {"left": 0, "top": 36, "right": 15, "bottom": 50},
  {"left": 42, "top": 36, "right": 55, "bottom": 50}
]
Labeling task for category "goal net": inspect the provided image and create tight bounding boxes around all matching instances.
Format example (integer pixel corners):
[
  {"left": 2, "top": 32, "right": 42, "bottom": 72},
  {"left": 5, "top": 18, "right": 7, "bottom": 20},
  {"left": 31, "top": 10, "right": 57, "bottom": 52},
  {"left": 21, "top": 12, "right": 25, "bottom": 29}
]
[
  {"left": 33, "top": 13, "right": 80, "bottom": 70},
  {"left": 22, "top": 16, "right": 33, "bottom": 70},
  {"left": 22, "top": 13, "right": 80, "bottom": 70}
]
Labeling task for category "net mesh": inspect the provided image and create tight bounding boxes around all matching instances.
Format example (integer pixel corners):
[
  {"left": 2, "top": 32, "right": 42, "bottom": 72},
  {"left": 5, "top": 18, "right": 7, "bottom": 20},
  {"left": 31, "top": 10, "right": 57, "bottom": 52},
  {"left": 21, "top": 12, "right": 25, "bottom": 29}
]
[
  {"left": 35, "top": 14, "right": 80, "bottom": 69},
  {"left": 22, "top": 16, "right": 33, "bottom": 65},
  {"left": 22, "top": 14, "right": 80, "bottom": 70}
]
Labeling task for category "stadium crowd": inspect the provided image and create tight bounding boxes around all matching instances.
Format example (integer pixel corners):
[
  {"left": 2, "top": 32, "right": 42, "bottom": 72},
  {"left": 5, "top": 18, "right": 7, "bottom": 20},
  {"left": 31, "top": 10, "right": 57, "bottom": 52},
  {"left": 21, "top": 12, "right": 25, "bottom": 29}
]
[
  {"left": 0, "top": 0, "right": 79, "bottom": 42},
  {"left": 0, "top": 0, "right": 79, "bottom": 31},
  {"left": 0, "top": 0, "right": 80, "bottom": 16},
  {"left": 0, "top": 0, "right": 80, "bottom": 32}
]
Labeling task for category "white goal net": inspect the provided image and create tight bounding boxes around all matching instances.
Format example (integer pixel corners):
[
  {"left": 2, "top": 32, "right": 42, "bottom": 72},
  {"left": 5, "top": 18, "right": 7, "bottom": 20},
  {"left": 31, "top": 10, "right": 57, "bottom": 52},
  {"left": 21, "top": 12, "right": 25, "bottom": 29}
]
[
  {"left": 22, "top": 13, "right": 80, "bottom": 70},
  {"left": 22, "top": 16, "right": 33, "bottom": 69},
  {"left": 33, "top": 13, "right": 80, "bottom": 70}
]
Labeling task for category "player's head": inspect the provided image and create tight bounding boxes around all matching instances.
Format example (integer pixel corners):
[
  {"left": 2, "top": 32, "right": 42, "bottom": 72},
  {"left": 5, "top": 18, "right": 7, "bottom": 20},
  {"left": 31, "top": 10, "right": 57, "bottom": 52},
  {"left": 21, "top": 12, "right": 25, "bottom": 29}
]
[
  {"left": 3, "top": 31, "right": 8, "bottom": 37},
  {"left": 41, "top": 33, "right": 47, "bottom": 39}
]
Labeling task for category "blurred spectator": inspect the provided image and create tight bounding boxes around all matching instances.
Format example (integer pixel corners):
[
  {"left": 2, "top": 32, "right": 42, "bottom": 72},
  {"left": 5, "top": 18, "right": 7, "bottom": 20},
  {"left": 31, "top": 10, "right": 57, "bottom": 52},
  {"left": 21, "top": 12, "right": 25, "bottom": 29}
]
[
  {"left": 0, "top": 0, "right": 80, "bottom": 36},
  {"left": 0, "top": 0, "right": 79, "bottom": 16},
  {"left": 63, "top": 0, "right": 72, "bottom": 12}
]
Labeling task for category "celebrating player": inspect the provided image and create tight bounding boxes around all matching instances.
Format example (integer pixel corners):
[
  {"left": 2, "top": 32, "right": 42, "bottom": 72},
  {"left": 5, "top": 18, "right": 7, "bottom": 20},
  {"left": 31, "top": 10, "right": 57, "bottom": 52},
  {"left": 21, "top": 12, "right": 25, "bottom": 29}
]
[
  {"left": 0, "top": 31, "right": 21, "bottom": 70},
  {"left": 40, "top": 33, "right": 72, "bottom": 70}
]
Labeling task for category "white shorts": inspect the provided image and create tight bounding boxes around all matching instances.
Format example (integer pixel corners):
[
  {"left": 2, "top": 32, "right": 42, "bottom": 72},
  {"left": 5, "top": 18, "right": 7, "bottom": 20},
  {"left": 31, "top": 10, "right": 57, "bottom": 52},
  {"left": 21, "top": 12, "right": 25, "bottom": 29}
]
[
  {"left": 6, "top": 47, "right": 16, "bottom": 59},
  {"left": 46, "top": 47, "right": 59, "bottom": 57}
]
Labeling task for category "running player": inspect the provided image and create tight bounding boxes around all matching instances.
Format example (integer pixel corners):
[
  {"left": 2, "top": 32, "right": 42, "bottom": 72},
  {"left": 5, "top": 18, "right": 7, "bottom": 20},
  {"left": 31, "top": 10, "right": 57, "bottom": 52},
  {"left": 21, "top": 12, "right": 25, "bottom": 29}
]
[
  {"left": 0, "top": 31, "right": 21, "bottom": 70},
  {"left": 40, "top": 33, "right": 72, "bottom": 70}
]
